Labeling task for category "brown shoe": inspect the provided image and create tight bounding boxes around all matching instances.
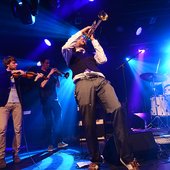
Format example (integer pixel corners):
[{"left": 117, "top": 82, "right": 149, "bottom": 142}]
[
  {"left": 120, "top": 158, "right": 140, "bottom": 170},
  {"left": 0, "top": 158, "right": 6, "bottom": 168},
  {"left": 88, "top": 162, "right": 99, "bottom": 170},
  {"left": 13, "top": 155, "right": 21, "bottom": 163}
]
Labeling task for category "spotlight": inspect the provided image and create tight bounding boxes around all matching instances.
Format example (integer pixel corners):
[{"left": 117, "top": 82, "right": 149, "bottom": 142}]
[
  {"left": 11, "top": 0, "right": 39, "bottom": 25},
  {"left": 126, "top": 57, "right": 130, "bottom": 61},
  {"left": 37, "top": 61, "right": 41, "bottom": 66},
  {"left": 138, "top": 49, "right": 145, "bottom": 54},
  {"left": 18, "top": 1, "right": 23, "bottom": 5},
  {"left": 136, "top": 27, "right": 142, "bottom": 36},
  {"left": 44, "top": 39, "right": 51, "bottom": 46}
]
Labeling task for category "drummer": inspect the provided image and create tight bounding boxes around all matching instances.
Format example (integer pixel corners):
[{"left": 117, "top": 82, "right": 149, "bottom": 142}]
[
  {"left": 162, "top": 74, "right": 170, "bottom": 96},
  {"left": 162, "top": 74, "right": 170, "bottom": 112}
]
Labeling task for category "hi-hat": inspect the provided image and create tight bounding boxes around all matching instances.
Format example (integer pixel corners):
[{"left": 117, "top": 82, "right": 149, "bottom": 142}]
[{"left": 140, "top": 73, "right": 167, "bottom": 82}]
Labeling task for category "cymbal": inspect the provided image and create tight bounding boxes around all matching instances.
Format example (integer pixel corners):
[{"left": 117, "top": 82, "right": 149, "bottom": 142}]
[{"left": 140, "top": 73, "right": 167, "bottom": 82}]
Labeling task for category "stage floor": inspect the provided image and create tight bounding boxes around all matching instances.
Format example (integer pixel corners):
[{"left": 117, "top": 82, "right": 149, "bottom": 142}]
[
  {"left": 3, "top": 143, "right": 170, "bottom": 170},
  {"left": 3, "top": 127, "right": 170, "bottom": 170}
]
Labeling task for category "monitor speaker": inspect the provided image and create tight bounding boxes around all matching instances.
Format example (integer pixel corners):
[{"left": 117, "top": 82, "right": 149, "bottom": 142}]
[{"left": 103, "top": 131, "right": 158, "bottom": 165}]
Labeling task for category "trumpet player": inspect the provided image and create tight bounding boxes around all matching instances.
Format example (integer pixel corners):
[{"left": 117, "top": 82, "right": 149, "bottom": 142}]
[{"left": 62, "top": 26, "right": 140, "bottom": 170}]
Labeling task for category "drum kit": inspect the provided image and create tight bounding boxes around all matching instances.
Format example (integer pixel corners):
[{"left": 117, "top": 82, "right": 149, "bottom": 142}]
[{"left": 140, "top": 72, "right": 170, "bottom": 128}]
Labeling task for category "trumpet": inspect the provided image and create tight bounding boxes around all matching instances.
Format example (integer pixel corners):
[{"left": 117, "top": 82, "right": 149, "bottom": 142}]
[{"left": 85, "top": 10, "right": 108, "bottom": 39}]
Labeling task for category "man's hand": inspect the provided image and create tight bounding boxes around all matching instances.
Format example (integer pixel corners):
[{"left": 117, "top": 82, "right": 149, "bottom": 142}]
[
  {"left": 11, "top": 70, "right": 26, "bottom": 79},
  {"left": 48, "top": 68, "right": 62, "bottom": 78},
  {"left": 81, "top": 26, "right": 91, "bottom": 35},
  {"left": 81, "top": 26, "right": 95, "bottom": 41},
  {"left": 34, "top": 73, "right": 44, "bottom": 82},
  {"left": 48, "top": 68, "right": 56, "bottom": 76},
  {"left": 89, "top": 34, "right": 95, "bottom": 41},
  {"left": 12, "top": 69, "right": 26, "bottom": 76}
]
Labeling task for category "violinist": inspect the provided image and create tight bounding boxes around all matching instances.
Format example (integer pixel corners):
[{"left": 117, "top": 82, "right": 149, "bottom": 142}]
[
  {"left": 0, "top": 56, "right": 42, "bottom": 168},
  {"left": 36, "top": 58, "right": 68, "bottom": 152}
]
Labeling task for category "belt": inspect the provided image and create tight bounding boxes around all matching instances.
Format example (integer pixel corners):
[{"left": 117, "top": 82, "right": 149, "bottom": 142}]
[{"left": 74, "top": 75, "right": 104, "bottom": 84}]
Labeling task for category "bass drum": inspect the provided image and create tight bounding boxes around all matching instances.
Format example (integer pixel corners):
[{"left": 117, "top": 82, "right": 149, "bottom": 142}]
[
  {"left": 164, "top": 95, "right": 170, "bottom": 113},
  {"left": 150, "top": 95, "right": 170, "bottom": 116}
]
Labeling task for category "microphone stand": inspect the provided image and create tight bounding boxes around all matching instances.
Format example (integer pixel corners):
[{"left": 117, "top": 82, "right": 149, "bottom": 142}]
[{"left": 116, "top": 51, "right": 143, "bottom": 113}]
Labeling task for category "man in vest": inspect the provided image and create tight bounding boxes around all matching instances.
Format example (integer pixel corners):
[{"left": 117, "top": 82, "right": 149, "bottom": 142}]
[{"left": 62, "top": 26, "right": 139, "bottom": 170}]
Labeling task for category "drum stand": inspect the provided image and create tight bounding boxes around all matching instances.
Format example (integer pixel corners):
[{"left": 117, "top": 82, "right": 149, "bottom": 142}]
[{"left": 147, "top": 81, "right": 168, "bottom": 129}]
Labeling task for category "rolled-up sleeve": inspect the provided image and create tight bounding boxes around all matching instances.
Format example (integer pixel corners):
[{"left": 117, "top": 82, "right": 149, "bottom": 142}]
[
  {"left": 62, "top": 31, "right": 82, "bottom": 66},
  {"left": 91, "top": 39, "right": 107, "bottom": 64}
]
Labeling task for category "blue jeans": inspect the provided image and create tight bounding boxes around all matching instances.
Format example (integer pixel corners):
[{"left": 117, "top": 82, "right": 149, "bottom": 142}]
[{"left": 42, "top": 99, "right": 62, "bottom": 146}]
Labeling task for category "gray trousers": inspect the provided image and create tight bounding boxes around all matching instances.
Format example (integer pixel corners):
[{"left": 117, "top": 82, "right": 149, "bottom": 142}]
[
  {"left": 0, "top": 102, "right": 22, "bottom": 159},
  {"left": 75, "top": 77, "right": 133, "bottom": 163}
]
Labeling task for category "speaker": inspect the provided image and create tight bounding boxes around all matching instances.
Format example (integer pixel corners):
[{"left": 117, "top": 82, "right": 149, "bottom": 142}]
[
  {"left": 102, "top": 134, "right": 120, "bottom": 165},
  {"left": 103, "top": 131, "right": 158, "bottom": 165},
  {"left": 131, "top": 114, "right": 145, "bottom": 129},
  {"left": 78, "top": 119, "right": 105, "bottom": 141}
]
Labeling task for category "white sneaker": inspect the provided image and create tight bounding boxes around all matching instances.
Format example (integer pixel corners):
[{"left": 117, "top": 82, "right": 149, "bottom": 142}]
[
  {"left": 58, "top": 142, "right": 68, "bottom": 148},
  {"left": 48, "top": 145, "right": 54, "bottom": 152},
  {"left": 120, "top": 158, "right": 140, "bottom": 170}
]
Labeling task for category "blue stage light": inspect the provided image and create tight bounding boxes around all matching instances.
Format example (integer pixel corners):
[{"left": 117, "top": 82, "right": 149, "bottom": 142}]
[
  {"left": 136, "top": 27, "right": 142, "bottom": 36},
  {"left": 44, "top": 39, "right": 51, "bottom": 46}
]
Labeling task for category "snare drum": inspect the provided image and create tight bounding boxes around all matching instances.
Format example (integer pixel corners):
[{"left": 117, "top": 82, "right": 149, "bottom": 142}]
[{"left": 150, "top": 95, "right": 170, "bottom": 116}]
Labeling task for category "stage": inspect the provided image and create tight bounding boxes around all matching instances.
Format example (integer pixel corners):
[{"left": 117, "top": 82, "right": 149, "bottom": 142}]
[{"left": 4, "top": 128, "right": 170, "bottom": 170}]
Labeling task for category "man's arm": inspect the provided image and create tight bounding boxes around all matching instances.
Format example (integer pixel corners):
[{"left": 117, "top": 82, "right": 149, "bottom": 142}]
[
  {"left": 90, "top": 35, "right": 107, "bottom": 64},
  {"left": 62, "top": 26, "right": 91, "bottom": 66},
  {"left": 40, "top": 68, "right": 56, "bottom": 88},
  {"left": 61, "top": 31, "right": 82, "bottom": 66}
]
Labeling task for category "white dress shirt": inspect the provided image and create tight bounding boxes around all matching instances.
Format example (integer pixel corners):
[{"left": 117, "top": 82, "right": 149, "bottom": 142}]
[{"left": 62, "top": 31, "right": 107, "bottom": 81}]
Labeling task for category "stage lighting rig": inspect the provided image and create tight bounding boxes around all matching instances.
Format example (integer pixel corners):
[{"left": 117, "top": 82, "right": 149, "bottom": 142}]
[{"left": 11, "top": 0, "right": 39, "bottom": 25}]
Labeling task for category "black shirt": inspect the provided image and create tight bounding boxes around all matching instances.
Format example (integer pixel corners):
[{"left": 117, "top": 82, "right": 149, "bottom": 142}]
[{"left": 38, "top": 69, "right": 59, "bottom": 104}]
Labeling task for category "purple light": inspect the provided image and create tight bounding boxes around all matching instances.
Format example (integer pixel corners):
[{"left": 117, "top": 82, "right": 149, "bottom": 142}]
[
  {"left": 138, "top": 49, "right": 145, "bottom": 54},
  {"left": 44, "top": 39, "right": 51, "bottom": 46},
  {"left": 136, "top": 27, "right": 142, "bottom": 36},
  {"left": 134, "top": 113, "right": 148, "bottom": 120},
  {"left": 89, "top": 0, "right": 94, "bottom": 1}
]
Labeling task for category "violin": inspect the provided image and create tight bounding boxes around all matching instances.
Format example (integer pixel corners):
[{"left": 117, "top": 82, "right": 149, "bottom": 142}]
[
  {"left": 50, "top": 68, "right": 69, "bottom": 79},
  {"left": 12, "top": 69, "right": 69, "bottom": 79},
  {"left": 12, "top": 71, "right": 47, "bottom": 79},
  {"left": 54, "top": 71, "right": 69, "bottom": 79}
]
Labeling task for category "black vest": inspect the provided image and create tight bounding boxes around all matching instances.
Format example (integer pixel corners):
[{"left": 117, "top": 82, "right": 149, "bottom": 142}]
[{"left": 69, "top": 50, "right": 100, "bottom": 78}]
